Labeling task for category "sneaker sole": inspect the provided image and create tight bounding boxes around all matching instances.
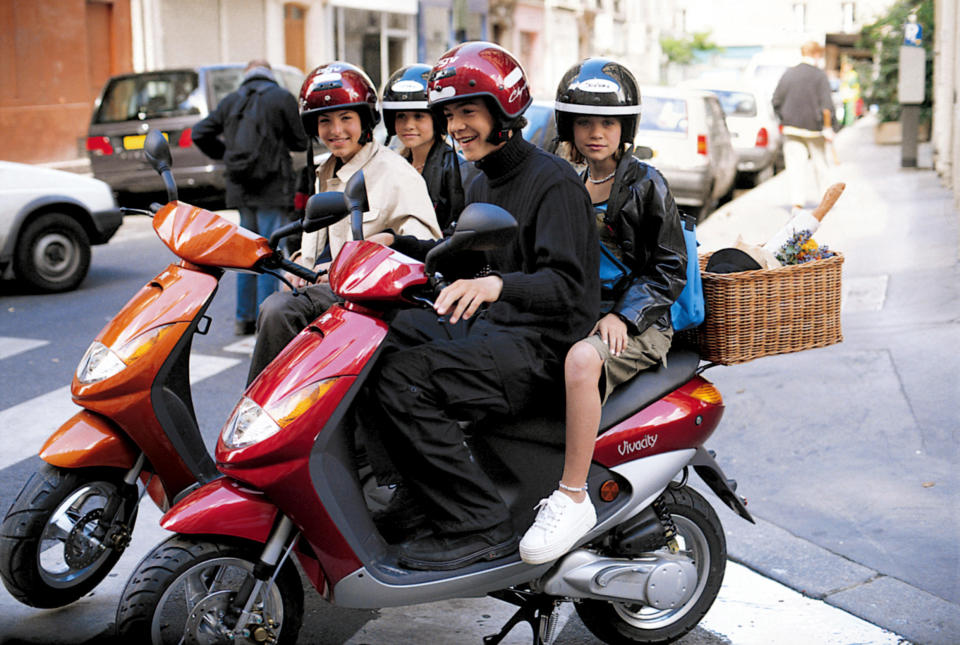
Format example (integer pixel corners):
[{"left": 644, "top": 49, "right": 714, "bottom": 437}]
[
  {"left": 519, "top": 514, "right": 597, "bottom": 565},
  {"left": 399, "top": 536, "right": 519, "bottom": 571}
]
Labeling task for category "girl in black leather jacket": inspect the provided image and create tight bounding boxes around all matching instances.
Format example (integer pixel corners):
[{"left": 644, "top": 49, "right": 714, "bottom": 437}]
[
  {"left": 520, "top": 58, "right": 687, "bottom": 565},
  {"left": 381, "top": 64, "right": 465, "bottom": 231}
]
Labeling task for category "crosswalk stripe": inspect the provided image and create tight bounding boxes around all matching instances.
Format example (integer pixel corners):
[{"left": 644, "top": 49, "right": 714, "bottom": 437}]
[
  {"left": 0, "top": 353, "right": 240, "bottom": 471},
  {"left": 0, "top": 336, "right": 49, "bottom": 361}
]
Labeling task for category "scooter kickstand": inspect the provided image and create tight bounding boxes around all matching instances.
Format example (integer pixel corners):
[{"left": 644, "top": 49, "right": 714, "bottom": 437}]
[{"left": 483, "top": 591, "right": 561, "bottom": 645}]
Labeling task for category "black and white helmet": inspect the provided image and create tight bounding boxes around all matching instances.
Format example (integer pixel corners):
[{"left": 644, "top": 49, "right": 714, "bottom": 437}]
[
  {"left": 381, "top": 64, "right": 446, "bottom": 142},
  {"left": 554, "top": 58, "right": 641, "bottom": 146}
]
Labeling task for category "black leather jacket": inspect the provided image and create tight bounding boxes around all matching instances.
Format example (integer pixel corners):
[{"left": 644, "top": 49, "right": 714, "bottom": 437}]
[
  {"left": 418, "top": 139, "right": 465, "bottom": 232},
  {"left": 597, "top": 150, "right": 687, "bottom": 334}
]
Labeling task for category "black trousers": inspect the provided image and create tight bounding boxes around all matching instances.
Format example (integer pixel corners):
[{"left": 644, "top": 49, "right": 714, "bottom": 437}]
[
  {"left": 360, "top": 308, "right": 555, "bottom": 534},
  {"left": 247, "top": 284, "right": 339, "bottom": 385}
]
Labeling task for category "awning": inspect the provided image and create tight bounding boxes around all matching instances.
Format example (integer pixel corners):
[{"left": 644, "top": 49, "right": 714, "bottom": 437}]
[{"left": 330, "top": 0, "right": 418, "bottom": 14}]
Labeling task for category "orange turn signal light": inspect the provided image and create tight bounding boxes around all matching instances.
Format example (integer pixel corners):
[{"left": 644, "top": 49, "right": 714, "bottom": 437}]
[{"left": 690, "top": 382, "right": 723, "bottom": 405}]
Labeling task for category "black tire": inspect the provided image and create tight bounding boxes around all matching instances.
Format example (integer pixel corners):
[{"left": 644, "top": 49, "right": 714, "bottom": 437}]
[
  {"left": 117, "top": 535, "right": 304, "bottom": 645},
  {"left": 13, "top": 212, "right": 91, "bottom": 293},
  {"left": 0, "top": 463, "right": 135, "bottom": 608},
  {"left": 575, "top": 486, "right": 726, "bottom": 645}
]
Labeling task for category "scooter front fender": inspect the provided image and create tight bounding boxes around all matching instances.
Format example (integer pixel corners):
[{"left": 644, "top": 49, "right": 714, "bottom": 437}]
[
  {"left": 161, "top": 478, "right": 278, "bottom": 544},
  {"left": 40, "top": 410, "right": 138, "bottom": 469}
]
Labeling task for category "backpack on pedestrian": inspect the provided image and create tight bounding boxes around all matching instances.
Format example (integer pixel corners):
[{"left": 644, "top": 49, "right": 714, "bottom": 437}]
[{"left": 223, "top": 85, "right": 282, "bottom": 186}]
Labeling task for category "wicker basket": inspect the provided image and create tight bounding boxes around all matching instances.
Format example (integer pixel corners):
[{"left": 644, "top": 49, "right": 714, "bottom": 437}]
[{"left": 685, "top": 252, "right": 844, "bottom": 365}]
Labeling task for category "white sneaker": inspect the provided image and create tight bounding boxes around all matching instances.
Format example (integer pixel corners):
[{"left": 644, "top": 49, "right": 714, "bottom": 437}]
[{"left": 519, "top": 490, "right": 597, "bottom": 565}]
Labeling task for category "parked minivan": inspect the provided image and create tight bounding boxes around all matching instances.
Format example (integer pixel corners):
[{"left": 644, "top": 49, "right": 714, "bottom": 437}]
[
  {"left": 635, "top": 86, "right": 737, "bottom": 220},
  {"left": 86, "top": 64, "right": 305, "bottom": 196}
]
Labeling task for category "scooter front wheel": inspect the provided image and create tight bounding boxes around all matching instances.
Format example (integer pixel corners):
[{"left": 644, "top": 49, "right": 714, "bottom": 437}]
[
  {"left": 116, "top": 535, "right": 304, "bottom": 645},
  {"left": 575, "top": 486, "right": 726, "bottom": 644},
  {"left": 0, "top": 463, "right": 136, "bottom": 607}
]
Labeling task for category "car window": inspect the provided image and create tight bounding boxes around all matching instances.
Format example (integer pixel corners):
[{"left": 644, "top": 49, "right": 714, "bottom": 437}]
[
  {"left": 521, "top": 104, "right": 557, "bottom": 150},
  {"left": 279, "top": 71, "right": 304, "bottom": 95},
  {"left": 637, "top": 96, "right": 688, "bottom": 134},
  {"left": 208, "top": 68, "right": 246, "bottom": 106},
  {"left": 94, "top": 72, "right": 201, "bottom": 123},
  {"left": 705, "top": 90, "right": 757, "bottom": 117}
]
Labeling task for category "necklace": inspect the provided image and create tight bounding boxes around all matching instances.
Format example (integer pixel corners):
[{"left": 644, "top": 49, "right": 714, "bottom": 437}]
[{"left": 586, "top": 167, "right": 616, "bottom": 184}]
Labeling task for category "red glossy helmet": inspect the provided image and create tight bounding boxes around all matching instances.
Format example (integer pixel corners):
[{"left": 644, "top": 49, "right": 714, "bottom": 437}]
[
  {"left": 428, "top": 41, "right": 531, "bottom": 142},
  {"left": 299, "top": 61, "right": 381, "bottom": 138}
]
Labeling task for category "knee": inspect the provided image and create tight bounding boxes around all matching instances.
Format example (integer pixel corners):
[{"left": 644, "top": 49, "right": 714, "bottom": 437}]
[{"left": 565, "top": 341, "right": 602, "bottom": 386}]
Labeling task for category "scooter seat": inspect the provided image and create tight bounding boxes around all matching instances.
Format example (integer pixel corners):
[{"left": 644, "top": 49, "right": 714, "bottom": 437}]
[{"left": 483, "top": 348, "right": 701, "bottom": 447}]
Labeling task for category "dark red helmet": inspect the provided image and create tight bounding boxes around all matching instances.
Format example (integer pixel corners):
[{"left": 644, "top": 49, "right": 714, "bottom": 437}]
[
  {"left": 299, "top": 62, "right": 381, "bottom": 139},
  {"left": 380, "top": 63, "right": 446, "bottom": 141},
  {"left": 427, "top": 41, "right": 531, "bottom": 142},
  {"left": 555, "top": 58, "right": 642, "bottom": 146}
]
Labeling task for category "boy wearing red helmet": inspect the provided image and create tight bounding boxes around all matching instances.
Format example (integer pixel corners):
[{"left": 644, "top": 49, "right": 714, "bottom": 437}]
[
  {"left": 360, "top": 42, "right": 599, "bottom": 570},
  {"left": 247, "top": 62, "right": 441, "bottom": 382}
]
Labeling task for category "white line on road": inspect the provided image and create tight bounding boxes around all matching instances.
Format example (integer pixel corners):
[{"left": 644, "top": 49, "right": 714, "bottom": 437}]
[
  {"left": 0, "top": 353, "right": 240, "bottom": 471},
  {"left": 0, "top": 336, "right": 49, "bottom": 361}
]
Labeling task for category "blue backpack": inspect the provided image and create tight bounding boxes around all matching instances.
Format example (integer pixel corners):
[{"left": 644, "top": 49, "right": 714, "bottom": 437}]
[{"left": 670, "top": 213, "right": 705, "bottom": 331}]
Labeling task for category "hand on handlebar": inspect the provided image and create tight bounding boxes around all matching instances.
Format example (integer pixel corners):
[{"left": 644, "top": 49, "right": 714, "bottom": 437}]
[
  {"left": 286, "top": 261, "right": 329, "bottom": 290},
  {"left": 367, "top": 231, "right": 395, "bottom": 247},
  {"left": 434, "top": 275, "right": 502, "bottom": 324}
]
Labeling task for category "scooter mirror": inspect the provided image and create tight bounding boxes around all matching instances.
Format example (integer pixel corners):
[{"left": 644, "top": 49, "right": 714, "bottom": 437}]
[
  {"left": 303, "top": 191, "right": 351, "bottom": 234},
  {"left": 143, "top": 129, "right": 173, "bottom": 172},
  {"left": 344, "top": 171, "right": 369, "bottom": 241},
  {"left": 424, "top": 203, "right": 517, "bottom": 275},
  {"left": 143, "top": 129, "right": 178, "bottom": 202}
]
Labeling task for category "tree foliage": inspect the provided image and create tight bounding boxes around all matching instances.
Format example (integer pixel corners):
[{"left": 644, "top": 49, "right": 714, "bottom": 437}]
[
  {"left": 661, "top": 31, "right": 721, "bottom": 66},
  {"left": 856, "top": 0, "right": 933, "bottom": 123}
]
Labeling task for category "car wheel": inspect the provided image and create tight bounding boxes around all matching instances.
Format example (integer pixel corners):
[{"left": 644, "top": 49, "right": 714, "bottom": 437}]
[{"left": 13, "top": 213, "right": 91, "bottom": 293}]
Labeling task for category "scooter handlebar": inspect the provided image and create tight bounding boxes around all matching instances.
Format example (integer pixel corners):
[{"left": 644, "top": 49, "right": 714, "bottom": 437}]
[{"left": 277, "top": 258, "right": 321, "bottom": 284}]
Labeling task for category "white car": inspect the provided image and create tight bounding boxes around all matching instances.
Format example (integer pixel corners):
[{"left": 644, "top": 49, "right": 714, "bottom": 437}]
[
  {"left": 682, "top": 80, "right": 784, "bottom": 186},
  {"left": 0, "top": 162, "right": 122, "bottom": 292}
]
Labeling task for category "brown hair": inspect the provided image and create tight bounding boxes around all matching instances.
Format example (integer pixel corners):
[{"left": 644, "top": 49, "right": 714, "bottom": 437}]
[{"left": 800, "top": 41, "right": 823, "bottom": 58}]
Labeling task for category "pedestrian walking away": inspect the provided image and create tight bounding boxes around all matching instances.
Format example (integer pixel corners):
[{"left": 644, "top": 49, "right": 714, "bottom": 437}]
[
  {"left": 772, "top": 41, "right": 836, "bottom": 212},
  {"left": 192, "top": 59, "right": 308, "bottom": 336}
]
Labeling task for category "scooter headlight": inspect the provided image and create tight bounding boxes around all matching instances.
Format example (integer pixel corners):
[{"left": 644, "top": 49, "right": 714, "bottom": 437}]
[
  {"left": 76, "top": 341, "right": 126, "bottom": 384},
  {"left": 76, "top": 325, "right": 175, "bottom": 384},
  {"left": 220, "top": 379, "right": 341, "bottom": 451},
  {"left": 221, "top": 397, "right": 281, "bottom": 450}
]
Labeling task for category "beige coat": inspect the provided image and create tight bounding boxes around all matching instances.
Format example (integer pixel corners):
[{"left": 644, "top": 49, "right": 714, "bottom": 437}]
[{"left": 298, "top": 140, "right": 441, "bottom": 268}]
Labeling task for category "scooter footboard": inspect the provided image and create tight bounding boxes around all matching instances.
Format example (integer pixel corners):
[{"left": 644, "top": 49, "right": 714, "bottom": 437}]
[{"left": 161, "top": 478, "right": 279, "bottom": 543}]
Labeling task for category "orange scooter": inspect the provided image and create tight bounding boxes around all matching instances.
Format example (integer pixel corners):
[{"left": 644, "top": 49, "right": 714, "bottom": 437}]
[{"left": 0, "top": 129, "right": 328, "bottom": 608}]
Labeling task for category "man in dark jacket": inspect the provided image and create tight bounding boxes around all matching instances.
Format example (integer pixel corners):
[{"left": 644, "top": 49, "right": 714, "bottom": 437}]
[
  {"left": 772, "top": 42, "right": 835, "bottom": 211},
  {"left": 193, "top": 60, "right": 308, "bottom": 335}
]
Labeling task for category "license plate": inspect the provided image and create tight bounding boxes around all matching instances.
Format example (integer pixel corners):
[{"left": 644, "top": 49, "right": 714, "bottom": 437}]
[{"left": 123, "top": 132, "right": 168, "bottom": 150}]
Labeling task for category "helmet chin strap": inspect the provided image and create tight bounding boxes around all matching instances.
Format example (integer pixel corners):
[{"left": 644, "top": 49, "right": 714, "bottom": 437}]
[
  {"left": 487, "top": 127, "right": 512, "bottom": 145},
  {"left": 359, "top": 129, "right": 374, "bottom": 144}
]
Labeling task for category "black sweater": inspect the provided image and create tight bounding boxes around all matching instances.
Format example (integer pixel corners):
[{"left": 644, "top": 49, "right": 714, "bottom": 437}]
[{"left": 469, "top": 135, "right": 599, "bottom": 356}]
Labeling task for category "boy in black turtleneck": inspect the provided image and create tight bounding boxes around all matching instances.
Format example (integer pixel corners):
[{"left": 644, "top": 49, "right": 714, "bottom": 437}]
[{"left": 358, "top": 42, "right": 599, "bottom": 571}]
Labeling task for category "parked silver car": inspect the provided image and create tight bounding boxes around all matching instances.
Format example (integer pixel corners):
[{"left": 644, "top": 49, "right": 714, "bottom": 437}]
[
  {"left": 683, "top": 80, "right": 784, "bottom": 186},
  {"left": 86, "top": 64, "right": 305, "bottom": 196},
  {"left": 635, "top": 86, "right": 737, "bottom": 220}
]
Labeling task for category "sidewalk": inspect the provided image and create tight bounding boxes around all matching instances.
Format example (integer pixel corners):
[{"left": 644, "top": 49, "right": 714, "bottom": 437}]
[{"left": 695, "top": 115, "right": 960, "bottom": 645}]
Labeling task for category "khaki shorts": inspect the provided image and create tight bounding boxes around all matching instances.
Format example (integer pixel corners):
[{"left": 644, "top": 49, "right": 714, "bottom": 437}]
[{"left": 585, "top": 324, "right": 673, "bottom": 404}]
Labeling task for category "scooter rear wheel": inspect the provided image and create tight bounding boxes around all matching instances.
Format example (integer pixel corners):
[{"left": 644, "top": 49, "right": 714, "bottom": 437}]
[
  {"left": 116, "top": 535, "right": 304, "bottom": 645},
  {"left": 575, "top": 486, "right": 726, "bottom": 644},
  {"left": 0, "top": 463, "right": 136, "bottom": 608}
]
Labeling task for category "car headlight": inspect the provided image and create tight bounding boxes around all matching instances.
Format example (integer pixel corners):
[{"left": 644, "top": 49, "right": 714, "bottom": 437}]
[
  {"left": 220, "top": 378, "right": 341, "bottom": 451},
  {"left": 75, "top": 325, "right": 175, "bottom": 384}
]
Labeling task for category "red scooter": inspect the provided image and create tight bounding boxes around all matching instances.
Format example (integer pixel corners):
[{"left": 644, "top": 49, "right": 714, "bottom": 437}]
[
  {"left": 114, "top": 134, "right": 753, "bottom": 645},
  {"left": 0, "top": 129, "right": 323, "bottom": 609}
]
